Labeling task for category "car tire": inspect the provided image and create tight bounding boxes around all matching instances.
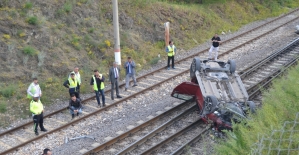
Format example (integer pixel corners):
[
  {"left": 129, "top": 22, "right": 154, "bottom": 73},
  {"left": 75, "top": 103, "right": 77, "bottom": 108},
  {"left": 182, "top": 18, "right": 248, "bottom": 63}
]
[
  {"left": 204, "top": 95, "right": 218, "bottom": 113},
  {"left": 190, "top": 57, "right": 201, "bottom": 79},
  {"left": 247, "top": 101, "right": 256, "bottom": 113},
  {"left": 227, "top": 59, "right": 236, "bottom": 74}
]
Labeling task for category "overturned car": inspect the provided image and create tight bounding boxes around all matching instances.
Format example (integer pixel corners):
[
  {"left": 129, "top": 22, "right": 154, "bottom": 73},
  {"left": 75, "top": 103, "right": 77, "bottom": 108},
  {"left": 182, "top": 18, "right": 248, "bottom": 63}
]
[{"left": 171, "top": 57, "right": 255, "bottom": 131}]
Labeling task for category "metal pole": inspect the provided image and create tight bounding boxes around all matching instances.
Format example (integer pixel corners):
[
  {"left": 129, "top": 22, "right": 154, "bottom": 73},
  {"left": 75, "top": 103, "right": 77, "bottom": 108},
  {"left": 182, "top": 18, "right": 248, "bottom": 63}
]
[
  {"left": 112, "top": 0, "right": 121, "bottom": 65},
  {"left": 164, "top": 22, "right": 170, "bottom": 47}
]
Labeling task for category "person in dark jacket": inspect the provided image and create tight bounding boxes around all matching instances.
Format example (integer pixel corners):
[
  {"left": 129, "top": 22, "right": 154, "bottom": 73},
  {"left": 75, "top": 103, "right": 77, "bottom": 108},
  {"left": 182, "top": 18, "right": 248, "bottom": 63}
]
[
  {"left": 63, "top": 72, "right": 80, "bottom": 99},
  {"left": 69, "top": 94, "right": 82, "bottom": 119},
  {"left": 90, "top": 69, "right": 106, "bottom": 107}
]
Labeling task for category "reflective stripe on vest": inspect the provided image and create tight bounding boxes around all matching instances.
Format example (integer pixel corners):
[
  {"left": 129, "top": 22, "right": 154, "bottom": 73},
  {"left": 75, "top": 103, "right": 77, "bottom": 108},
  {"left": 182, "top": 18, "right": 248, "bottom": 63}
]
[
  {"left": 68, "top": 78, "right": 77, "bottom": 89},
  {"left": 27, "top": 83, "right": 36, "bottom": 99},
  {"left": 92, "top": 76, "right": 105, "bottom": 91},
  {"left": 167, "top": 45, "right": 175, "bottom": 56}
]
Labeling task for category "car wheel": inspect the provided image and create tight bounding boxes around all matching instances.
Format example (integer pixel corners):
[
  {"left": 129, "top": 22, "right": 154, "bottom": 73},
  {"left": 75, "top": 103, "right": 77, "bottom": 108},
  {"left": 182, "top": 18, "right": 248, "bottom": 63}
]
[
  {"left": 190, "top": 57, "right": 201, "bottom": 79},
  {"left": 227, "top": 59, "right": 236, "bottom": 74},
  {"left": 204, "top": 95, "right": 218, "bottom": 112},
  {"left": 247, "top": 101, "right": 256, "bottom": 113}
]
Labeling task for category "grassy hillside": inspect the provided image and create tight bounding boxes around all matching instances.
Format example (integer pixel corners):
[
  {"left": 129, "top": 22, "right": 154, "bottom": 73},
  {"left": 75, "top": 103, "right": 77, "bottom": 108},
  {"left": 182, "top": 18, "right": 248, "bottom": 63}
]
[
  {"left": 0, "top": 0, "right": 298, "bottom": 126},
  {"left": 215, "top": 63, "right": 299, "bottom": 155}
]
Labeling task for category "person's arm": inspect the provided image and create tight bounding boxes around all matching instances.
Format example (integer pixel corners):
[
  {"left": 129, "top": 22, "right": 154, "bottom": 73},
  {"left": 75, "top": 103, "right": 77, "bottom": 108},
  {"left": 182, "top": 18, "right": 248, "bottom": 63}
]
[
  {"left": 90, "top": 77, "right": 94, "bottom": 91},
  {"left": 101, "top": 76, "right": 105, "bottom": 82},
  {"left": 109, "top": 68, "right": 112, "bottom": 82},
  {"left": 165, "top": 47, "right": 169, "bottom": 52},
  {"left": 78, "top": 99, "right": 83, "bottom": 109},
  {"left": 63, "top": 80, "right": 69, "bottom": 88},
  {"left": 218, "top": 37, "right": 221, "bottom": 43},
  {"left": 131, "top": 61, "right": 136, "bottom": 68},
  {"left": 27, "top": 84, "right": 34, "bottom": 97},
  {"left": 124, "top": 62, "right": 128, "bottom": 69}
]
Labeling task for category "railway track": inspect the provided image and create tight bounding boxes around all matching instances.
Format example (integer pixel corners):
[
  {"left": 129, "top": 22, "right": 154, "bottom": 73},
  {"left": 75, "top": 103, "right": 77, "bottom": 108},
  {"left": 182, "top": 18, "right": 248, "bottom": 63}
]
[{"left": 0, "top": 8, "right": 299, "bottom": 155}]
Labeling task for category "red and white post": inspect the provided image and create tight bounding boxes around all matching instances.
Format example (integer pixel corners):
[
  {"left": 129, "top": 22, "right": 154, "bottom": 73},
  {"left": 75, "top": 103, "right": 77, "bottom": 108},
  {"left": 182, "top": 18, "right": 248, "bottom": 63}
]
[{"left": 112, "top": 0, "right": 121, "bottom": 65}]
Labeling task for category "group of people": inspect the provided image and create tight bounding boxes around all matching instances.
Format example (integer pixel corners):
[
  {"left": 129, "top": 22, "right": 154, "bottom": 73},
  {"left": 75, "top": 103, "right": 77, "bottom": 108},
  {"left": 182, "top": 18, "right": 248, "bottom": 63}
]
[
  {"left": 165, "top": 34, "right": 221, "bottom": 70},
  {"left": 27, "top": 57, "right": 139, "bottom": 135}
]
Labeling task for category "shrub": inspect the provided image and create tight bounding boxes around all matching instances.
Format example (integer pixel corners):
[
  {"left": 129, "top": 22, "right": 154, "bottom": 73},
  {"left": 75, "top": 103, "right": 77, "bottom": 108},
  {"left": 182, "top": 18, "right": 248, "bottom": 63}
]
[
  {"left": 63, "top": 2, "right": 73, "bottom": 13},
  {"left": 0, "top": 103, "right": 7, "bottom": 113},
  {"left": 0, "top": 85, "right": 16, "bottom": 98},
  {"left": 88, "top": 28, "right": 95, "bottom": 33},
  {"left": 3, "top": 34, "right": 10, "bottom": 39},
  {"left": 150, "top": 57, "right": 161, "bottom": 65},
  {"left": 23, "top": 46, "right": 37, "bottom": 56},
  {"left": 24, "top": 2, "right": 33, "bottom": 10},
  {"left": 26, "top": 16, "right": 38, "bottom": 25}
]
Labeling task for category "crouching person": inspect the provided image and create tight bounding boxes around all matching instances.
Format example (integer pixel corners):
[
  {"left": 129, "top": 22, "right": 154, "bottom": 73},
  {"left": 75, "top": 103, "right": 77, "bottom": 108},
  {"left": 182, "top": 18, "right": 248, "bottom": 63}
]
[
  {"left": 30, "top": 95, "right": 47, "bottom": 135},
  {"left": 69, "top": 94, "right": 82, "bottom": 119}
]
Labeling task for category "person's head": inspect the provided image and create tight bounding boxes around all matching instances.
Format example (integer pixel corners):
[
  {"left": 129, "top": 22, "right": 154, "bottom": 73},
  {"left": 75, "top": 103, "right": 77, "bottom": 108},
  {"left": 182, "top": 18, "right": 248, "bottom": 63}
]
[
  {"left": 71, "top": 94, "right": 76, "bottom": 102},
  {"left": 43, "top": 148, "right": 52, "bottom": 155},
  {"left": 169, "top": 41, "right": 173, "bottom": 45},
  {"left": 70, "top": 73, "right": 75, "bottom": 79},
  {"left": 94, "top": 69, "right": 99, "bottom": 76},
  {"left": 74, "top": 67, "right": 79, "bottom": 73},
  {"left": 113, "top": 62, "right": 118, "bottom": 68},
  {"left": 128, "top": 57, "right": 132, "bottom": 62},
  {"left": 33, "top": 77, "right": 38, "bottom": 84},
  {"left": 214, "top": 34, "right": 218, "bottom": 37}
]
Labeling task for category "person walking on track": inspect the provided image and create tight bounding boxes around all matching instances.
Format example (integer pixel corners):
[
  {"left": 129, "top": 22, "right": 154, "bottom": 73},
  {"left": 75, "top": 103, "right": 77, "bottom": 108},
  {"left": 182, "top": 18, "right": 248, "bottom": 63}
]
[
  {"left": 166, "top": 40, "right": 176, "bottom": 70},
  {"left": 124, "top": 57, "right": 137, "bottom": 91},
  {"left": 69, "top": 67, "right": 81, "bottom": 98},
  {"left": 208, "top": 34, "right": 221, "bottom": 61},
  {"left": 90, "top": 69, "right": 106, "bottom": 107},
  {"left": 30, "top": 95, "right": 47, "bottom": 135},
  {"left": 63, "top": 72, "right": 80, "bottom": 99},
  {"left": 109, "top": 62, "right": 122, "bottom": 100},
  {"left": 69, "top": 94, "right": 82, "bottom": 119},
  {"left": 27, "top": 77, "right": 42, "bottom": 99}
]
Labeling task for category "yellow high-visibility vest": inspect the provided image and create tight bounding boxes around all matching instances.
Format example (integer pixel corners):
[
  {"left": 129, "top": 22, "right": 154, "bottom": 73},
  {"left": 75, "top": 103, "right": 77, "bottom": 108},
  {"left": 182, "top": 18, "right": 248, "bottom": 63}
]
[
  {"left": 167, "top": 45, "right": 175, "bottom": 56},
  {"left": 92, "top": 75, "right": 104, "bottom": 90},
  {"left": 30, "top": 100, "right": 43, "bottom": 114}
]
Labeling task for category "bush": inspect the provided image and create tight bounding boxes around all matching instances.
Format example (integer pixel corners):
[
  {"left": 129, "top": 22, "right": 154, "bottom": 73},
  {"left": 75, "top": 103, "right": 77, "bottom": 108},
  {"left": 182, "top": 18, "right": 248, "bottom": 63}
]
[
  {"left": 23, "top": 46, "right": 37, "bottom": 56},
  {"left": 63, "top": 2, "right": 73, "bottom": 13},
  {"left": 26, "top": 16, "right": 38, "bottom": 25},
  {"left": 0, "top": 85, "right": 16, "bottom": 98},
  {"left": 150, "top": 57, "right": 160, "bottom": 65},
  {"left": 24, "top": 2, "right": 33, "bottom": 10},
  {"left": 0, "top": 103, "right": 7, "bottom": 113}
]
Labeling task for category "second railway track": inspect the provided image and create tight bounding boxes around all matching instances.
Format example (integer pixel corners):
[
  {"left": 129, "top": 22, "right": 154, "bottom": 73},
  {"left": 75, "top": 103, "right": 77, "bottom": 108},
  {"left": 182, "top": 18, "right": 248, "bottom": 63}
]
[{"left": 1, "top": 8, "right": 299, "bottom": 155}]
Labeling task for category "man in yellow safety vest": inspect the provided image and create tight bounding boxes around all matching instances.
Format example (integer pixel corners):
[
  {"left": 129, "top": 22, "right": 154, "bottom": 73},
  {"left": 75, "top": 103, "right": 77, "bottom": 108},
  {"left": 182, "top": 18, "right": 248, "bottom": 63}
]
[
  {"left": 166, "top": 40, "right": 176, "bottom": 70},
  {"left": 90, "top": 69, "right": 106, "bottom": 107},
  {"left": 63, "top": 72, "right": 80, "bottom": 98},
  {"left": 27, "top": 77, "right": 42, "bottom": 99},
  {"left": 30, "top": 95, "right": 47, "bottom": 135}
]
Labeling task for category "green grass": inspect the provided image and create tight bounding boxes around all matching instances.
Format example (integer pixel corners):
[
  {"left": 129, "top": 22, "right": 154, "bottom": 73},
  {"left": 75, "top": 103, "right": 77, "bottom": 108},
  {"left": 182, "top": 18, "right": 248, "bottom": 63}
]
[
  {"left": 24, "top": 2, "right": 33, "bottom": 10},
  {"left": 26, "top": 16, "right": 38, "bottom": 25},
  {"left": 23, "top": 46, "right": 37, "bottom": 56},
  {"left": 0, "top": 85, "right": 16, "bottom": 98},
  {"left": 215, "top": 64, "right": 299, "bottom": 155},
  {"left": 63, "top": 2, "right": 73, "bottom": 13},
  {"left": 0, "top": 102, "right": 7, "bottom": 113}
]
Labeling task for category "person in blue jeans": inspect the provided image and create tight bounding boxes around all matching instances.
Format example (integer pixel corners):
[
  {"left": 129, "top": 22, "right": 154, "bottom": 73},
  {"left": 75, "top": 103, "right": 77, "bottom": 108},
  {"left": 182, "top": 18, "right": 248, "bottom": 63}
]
[
  {"left": 69, "top": 94, "right": 82, "bottom": 119},
  {"left": 90, "top": 69, "right": 106, "bottom": 107}
]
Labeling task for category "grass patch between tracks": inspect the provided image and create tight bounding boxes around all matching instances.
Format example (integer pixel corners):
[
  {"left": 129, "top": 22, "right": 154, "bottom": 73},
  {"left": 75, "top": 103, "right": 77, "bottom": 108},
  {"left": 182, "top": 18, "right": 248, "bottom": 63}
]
[{"left": 215, "top": 64, "right": 299, "bottom": 154}]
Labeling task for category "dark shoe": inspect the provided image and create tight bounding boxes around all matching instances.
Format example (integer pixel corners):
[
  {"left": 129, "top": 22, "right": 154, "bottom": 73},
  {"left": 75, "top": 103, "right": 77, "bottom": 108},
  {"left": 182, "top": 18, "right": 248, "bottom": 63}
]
[
  {"left": 167, "top": 67, "right": 170, "bottom": 70},
  {"left": 111, "top": 98, "right": 114, "bottom": 100},
  {"left": 35, "top": 131, "right": 39, "bottom": 135},
  {"left": 117, "top": 95, "right": 122, "bottom": 98},
  {"left": 41, "top": 128, "right": 47, "bottom": 132},
  {"left": 98, "top": 104, "right": 101, "bottom": 108},
  {"left": 132, "top": 84, "right": 138, "bottom": 87},
  {"left": 72, "top": 114, "right": 75, "bottom": 119},
  {"left": 125, "top": 88, "right": 127, "bottom": 91},
  {"left": 172, "top": 67, "right": 176, "bottom": 69},
  {"left": 77, "top": 113, "right": 79, "bottom": 116},
  {"left": 102, "top": 104, "right": 106, "bottom": 107}
]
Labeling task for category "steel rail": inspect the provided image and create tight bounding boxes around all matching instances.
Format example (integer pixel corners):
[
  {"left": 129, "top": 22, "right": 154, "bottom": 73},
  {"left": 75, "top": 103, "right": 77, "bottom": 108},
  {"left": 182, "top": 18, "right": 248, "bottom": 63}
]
[
  {"left": 82, "top": 100, "right": 193, "bottom": 154},
  {"left": 1, "top": 8, "right": 299, "bottom": 155},
  {"left": 1, "top": 7, "right": 298, "bottom": 138},
  {"left": 115, "top": 105, "right": 197, "bottom": 155}
]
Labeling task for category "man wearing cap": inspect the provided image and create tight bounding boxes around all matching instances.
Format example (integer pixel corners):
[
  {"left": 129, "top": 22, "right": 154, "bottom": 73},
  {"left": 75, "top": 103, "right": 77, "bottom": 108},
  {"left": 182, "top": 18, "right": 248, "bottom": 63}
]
[
  {"left": 27, "top": 77, "right": 42, "bottom": 99},
  {"left": 63, "top": 72, "right": 80, "bottom": 98},
  {"left": 69, "top": 94, "right": 82, "bottom": 119},
  {"left": 30, "top": 95, "right": 47, "bottom": 135},
  {"left": 42, "top": 148, "right": 52, "bottom": 155},
  {"left": 90, "top": 69, "right": 106, "bottom": 107},
  {"left": 69, "top": 67, "right": 81, "bottom": 98}
]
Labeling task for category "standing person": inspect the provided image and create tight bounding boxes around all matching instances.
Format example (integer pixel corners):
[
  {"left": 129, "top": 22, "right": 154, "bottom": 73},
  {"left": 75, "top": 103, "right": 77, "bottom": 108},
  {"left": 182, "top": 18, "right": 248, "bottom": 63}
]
[
  {"left": 208, "top": 34, "right": 221, "bottom": 61},
  {"left": 63, "top": 72, "right": 80, "bottom": 99},
  {"left": 90, "top": 69, "right": 106, "bottom": 107},
  {"left": 30, "top": 95, "right": 47, "bottom": 135},
  {"left": 69, "top": 94, "right": 82, "bottom": 119},
  {"left": 165, "top": 40, "right": 176, "bottom": 70},
  {"left": 124, "top": 57, "right": 137, "bottom": 91},
  {"left": 69, "top": 67, "right": 81, "bottom": 98},
  {"left": 27, "top": 77, "right": 42, "bottom": 99},
  {"left": 109, "top": 62, "right": 122, "bottom": 100},
  {"left": 42, "top": 148, "right": 52, "bottom": 155}
]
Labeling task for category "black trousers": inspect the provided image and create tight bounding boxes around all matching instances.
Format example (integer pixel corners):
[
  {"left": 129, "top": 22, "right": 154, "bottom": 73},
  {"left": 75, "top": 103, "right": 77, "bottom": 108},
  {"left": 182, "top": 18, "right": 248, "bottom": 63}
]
[
  {"left": 167, "top": 56, "right": 174, "bottom": 68},
  {"left": 33, "top": 112, "right": 44, "bottom": 132}
]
